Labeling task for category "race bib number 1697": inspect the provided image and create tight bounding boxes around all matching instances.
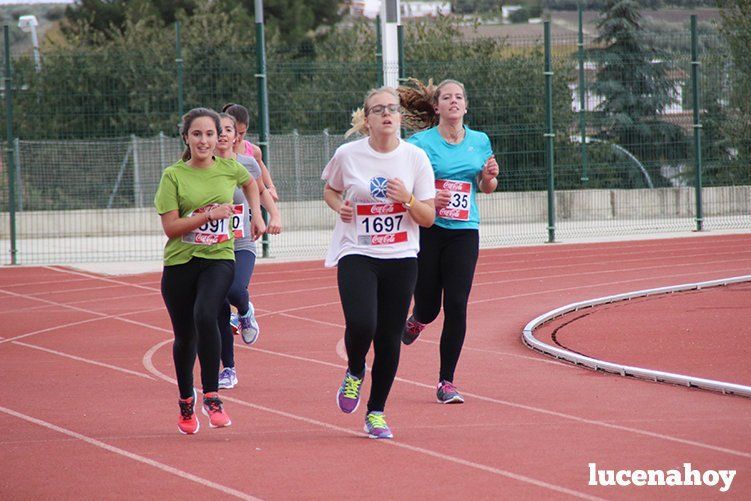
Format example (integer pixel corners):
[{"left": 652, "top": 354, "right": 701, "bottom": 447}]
[{"left": 355, "top": 202, "right": 408, "bottom": 246}]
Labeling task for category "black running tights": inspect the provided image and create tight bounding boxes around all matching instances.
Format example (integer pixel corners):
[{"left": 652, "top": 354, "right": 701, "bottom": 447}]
[
  {"left": 412, "top": 226, "right": 479, "bottom": 383},
  {"left": 161, "top": 257, "right": 235, "bottom": 399},
  {"left": 337, "top": 255, "right": 417, "bottom": 413}
]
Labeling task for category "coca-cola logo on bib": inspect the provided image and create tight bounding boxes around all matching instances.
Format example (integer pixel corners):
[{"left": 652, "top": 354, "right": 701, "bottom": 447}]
[
  {"left": 441, "top": 208, "right": 463, "bottom": 219},
  {"left": 442, "top": 181, "right": 465, "bottom": 191},
  {"left": 370, "top": 204, "right": 395, "bottom": 215},
  {"left": 371, "top": 234, "right": 396, "bottom": 245}
]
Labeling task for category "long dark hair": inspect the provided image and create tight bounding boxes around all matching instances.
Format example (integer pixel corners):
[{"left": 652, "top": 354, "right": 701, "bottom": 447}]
[
  {"left": 180, "top": 108, "right": 221, "bottom": 161},
  {"left": 398, "top": 78, "right": 467, "bottom": 131},
  {"left": 221, "top": 103, "right": 250, "bottom": 126}
]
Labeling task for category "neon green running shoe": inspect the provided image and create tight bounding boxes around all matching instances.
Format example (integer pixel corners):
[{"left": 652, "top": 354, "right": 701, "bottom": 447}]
[
  {"left": 364, "top": 411, "right": 393, "bottom": 439},
  {"left": 337, "top": 369, "right": 364, "bottom": 414}
]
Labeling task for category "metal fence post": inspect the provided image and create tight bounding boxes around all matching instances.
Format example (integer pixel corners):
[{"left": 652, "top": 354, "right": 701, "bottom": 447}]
[
  {"left": 292, "top": 129, "right": 302, "bottom": 200},
  {"left": 255, "top": 0, "right": 271, "bottom": 257},
  {"left": 132, "top": 134, "right": 142, "bottom": 207},
  {"left": 577, "top": 3, "right": 588, "bottom": 183},
  {"left": 159, "top": 131, "right": 166, "bottom": 170},
  {"left": 376, "top": 15, "right": 383, "bottom": 87},
  {"left": 13, "top": 137, "right": 22, "bottom": 211},
  {"left": 544, "top": 20, "right": 556, "bottom": 243},
  {"left": 175, "top": 22, "right": 184, "bottom": 122},
  {"left": 691, "top": 15, "right": 703, "bottom": 232},
  {"left": 4, "top": 26, "right": 17, "bottom": 264},
  {"left": 323, "top": 128, "right": 330, "bottom": 162}
]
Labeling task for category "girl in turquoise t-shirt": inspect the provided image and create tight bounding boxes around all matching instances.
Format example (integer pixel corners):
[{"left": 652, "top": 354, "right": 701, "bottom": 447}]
[
  {"left": 398, "top": 79, "right": 500, "bottom": 404},
  {"left": 154, "top": 107, "right": 266, "bottom": 435}
]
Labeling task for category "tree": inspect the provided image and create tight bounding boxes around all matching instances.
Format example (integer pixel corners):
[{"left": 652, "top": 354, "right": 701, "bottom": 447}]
[
  {"left": 63, "top": 0, "right": 341, "bottom": 46},
  {"left": 587, "top": 0, "right": 686, "bottom": 184},
  {"left": 63, "top": 0, "right": 196, "bottom": 40},
  {"left": 715, "top": 0, "right": 751, "bottom": 184}
]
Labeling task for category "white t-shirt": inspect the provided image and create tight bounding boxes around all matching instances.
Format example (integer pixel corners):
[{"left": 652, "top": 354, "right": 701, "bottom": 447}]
[{"left": 322, "top": 137, "right": 435, "bottom": 267}]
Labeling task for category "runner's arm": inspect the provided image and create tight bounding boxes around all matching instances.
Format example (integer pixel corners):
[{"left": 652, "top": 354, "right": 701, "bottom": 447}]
[{"left": 159, "top": 205, "right": 233, "bottom": 239}]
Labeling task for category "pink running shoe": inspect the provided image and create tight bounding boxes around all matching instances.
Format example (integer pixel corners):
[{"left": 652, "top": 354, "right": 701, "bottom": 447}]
[
  {"left": 202, "top": 392, "right": 232, "bottom": 428},
  {"left": 401, "top": 315, "right": 426, "bottom": 345},
  {"left": 178, "top": 390, "right": 200, "bottom": 435}
]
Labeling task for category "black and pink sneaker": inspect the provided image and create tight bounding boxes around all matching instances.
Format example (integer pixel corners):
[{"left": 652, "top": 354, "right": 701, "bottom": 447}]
[
  {"left": 401, "top": 315, "right": 426, "bottom": 345},
  {"left": 436, "top": 380, "right": 464, "bottom": 404}
]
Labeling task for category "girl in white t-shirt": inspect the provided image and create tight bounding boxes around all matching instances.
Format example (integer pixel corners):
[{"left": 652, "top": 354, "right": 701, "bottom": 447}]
[{"left": 322, "top": 87, "right": 436, "bottom": 439}]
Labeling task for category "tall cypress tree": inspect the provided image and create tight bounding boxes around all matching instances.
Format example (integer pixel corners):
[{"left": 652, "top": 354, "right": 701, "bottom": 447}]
[{"left": 588, "top": 0, "right": 680, "bottom": 161}]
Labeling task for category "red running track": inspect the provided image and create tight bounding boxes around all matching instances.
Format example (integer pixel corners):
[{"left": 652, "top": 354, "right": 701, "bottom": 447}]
[{"left": 0, "top": 233, "right": 750, "bottom": 500}]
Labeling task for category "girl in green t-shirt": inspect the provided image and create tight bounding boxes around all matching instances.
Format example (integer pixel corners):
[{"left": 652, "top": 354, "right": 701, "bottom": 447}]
[{"left": 154, "top": 107, "right": 266, "bottom": 435}]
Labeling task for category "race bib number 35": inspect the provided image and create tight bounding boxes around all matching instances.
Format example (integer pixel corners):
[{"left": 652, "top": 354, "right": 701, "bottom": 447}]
[
  {"left": 436, "top": 179, "right": 471, "bottom": 221},
  {"left": 356, "top": 203, "right": 408, "bottom": 246},
  {"left": 182, "top": 204, "right": 244, "bottom": 245}
]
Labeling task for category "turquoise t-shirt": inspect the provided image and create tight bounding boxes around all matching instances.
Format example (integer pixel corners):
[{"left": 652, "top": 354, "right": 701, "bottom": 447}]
[
  {"left": 154, "top": 157, "right": 251, "bottom": 266},
  {"left": 407, "top": 126, "right": 493, "bottom": 230}
]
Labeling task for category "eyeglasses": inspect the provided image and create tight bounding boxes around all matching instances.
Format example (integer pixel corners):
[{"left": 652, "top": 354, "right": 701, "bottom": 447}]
[{"left": 366, "top": 104, "right": 401, "bottom": 116}]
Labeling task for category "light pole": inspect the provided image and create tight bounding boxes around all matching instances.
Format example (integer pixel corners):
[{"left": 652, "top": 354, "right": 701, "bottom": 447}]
[{"left": 17, "top": 15, "right": 41, "bottom": 72}]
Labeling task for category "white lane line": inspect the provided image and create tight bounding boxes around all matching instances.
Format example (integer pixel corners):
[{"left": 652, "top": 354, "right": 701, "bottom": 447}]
[
  {"left": 0, "top": 405, "right": 259, "bottom": 501},
  {"left": 326, "top": 323, "right": 566, "bottom": 367},
  {"left": 0, "top": 291, "right": 162, "bottom": 315},
  {"left": 143, "top": 341, "right": 603, "bottom": 500},
  {"left": 148, "top": 331, "right": 751, "bottom": 461},
  {"left": 0, "top": 306, "right": 164, "bottom": 345},
  {"left": 9, "top": 265, "right": 751, "bottom": 463},
  {"left": 12, "top": 341, "right": 154, "bottom": 380}
]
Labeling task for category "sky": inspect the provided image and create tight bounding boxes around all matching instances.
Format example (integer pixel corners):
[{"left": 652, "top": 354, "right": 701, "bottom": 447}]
[{"left": 0, "top": 1, "right": 73, "bottom": 5}]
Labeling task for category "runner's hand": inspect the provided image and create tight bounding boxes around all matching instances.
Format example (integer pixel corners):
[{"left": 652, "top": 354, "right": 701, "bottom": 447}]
[
  {"left": 208, "top": 204, "right": 233, "bottom": 221},
  {"left": 434, "top": 189, "right": 451, "bottom": 210},
  {"left": 482, "top": 156, "right": 499, "bottom": 181},
  {"left": 339, "top": 200, "right": 353, "bottom": 223},
  {"left": 266, "top": 214, "right": 282, "bottom": 235},
  {"left": 250, "top": 215, "right": 266, "bottom": 240},
  {"left": 268, "top": 185, "right": 280, "bottom": 202},
  {"left": 387, "top": 178, "right": 410, "bottom": 204}
]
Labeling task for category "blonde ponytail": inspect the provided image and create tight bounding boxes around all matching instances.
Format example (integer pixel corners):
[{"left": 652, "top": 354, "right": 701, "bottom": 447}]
[{"left": 345, "top": 107, "right": 368, "bottom": 138}]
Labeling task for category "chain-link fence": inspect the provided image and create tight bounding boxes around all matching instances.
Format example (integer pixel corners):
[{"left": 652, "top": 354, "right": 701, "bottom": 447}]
[{"left": 1, "top": 13, "right": 749, "bottom": 264}]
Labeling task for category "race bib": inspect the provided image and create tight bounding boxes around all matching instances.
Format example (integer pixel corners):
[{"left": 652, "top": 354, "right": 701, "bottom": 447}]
[
  {"left": 436, "top": 179, "right": 471, "bottom": 221},
  {"left": 182, "top": 204, "right": 244, "bottom": 245},
  {"left": 355, "top": 202, "right": 408, "bottom": 246},
  {"left": 230, "top": 203, "right": 246, "bottom": 239}
]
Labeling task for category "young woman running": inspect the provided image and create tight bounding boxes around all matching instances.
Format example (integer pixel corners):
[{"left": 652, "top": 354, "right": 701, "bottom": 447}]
[
  {"left": 222, "top": 103, "right": 279, "bottom": 202},
  {"left": 214, "top": 113, "right": 282, "bottom": 389},
  {"left": 154, "top": 108, "right": 266, "bottom": 434},
  {"left": 398, "top": 79, "right": 499, "bottom": 404},
  {"left": 323, "top": 87, "right": 435, "bottom": 439}
]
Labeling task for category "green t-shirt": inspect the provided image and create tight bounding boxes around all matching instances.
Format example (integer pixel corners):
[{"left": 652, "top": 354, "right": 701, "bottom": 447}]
[{"left": 154, "top": 157, "right": 251, "bottom": 266}]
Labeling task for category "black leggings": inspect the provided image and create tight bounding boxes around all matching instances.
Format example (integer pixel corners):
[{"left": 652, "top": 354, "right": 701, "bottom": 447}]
[
  {"left": 337, "top": 255, "right": 417, "bottom": 413},
  {"left": 412, "top": 225, "right": 479, "bottom": 383},
  {"left": 161, "top": 257, "right": 235, "bottom": 399}
]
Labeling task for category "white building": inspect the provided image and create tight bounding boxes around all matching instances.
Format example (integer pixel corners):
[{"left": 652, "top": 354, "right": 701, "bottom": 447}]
[{"left": 350, "top": 0, "right": 451, "bottom": 19}]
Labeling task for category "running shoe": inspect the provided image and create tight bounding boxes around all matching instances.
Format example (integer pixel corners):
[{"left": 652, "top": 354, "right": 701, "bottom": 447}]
[
  {"left": 401, "top": 315, "right": 426, "bottom": 345},
  {"left": 337, "top": 369, "right": 364, "bottom": 414},
  {"left": 177, "top": 390, "right": 200, "bottom": 435},
  {"left": 239, "top": 301, "right": 260, "bottom": 345},
  {"left": 230, "top": 313, "right": 240, "bottom": 336},
  {"left": 436, "top": 380, "right": 465, "bottom": 404},
  {"left": 202, "top": 392, "right": 232, "bottom": 428},
  {"left": 364, "top": 411, "right": 393, "bottom": 439},
  {"left": 218, "top": 367, "right": 238, "bottom": 389}
]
